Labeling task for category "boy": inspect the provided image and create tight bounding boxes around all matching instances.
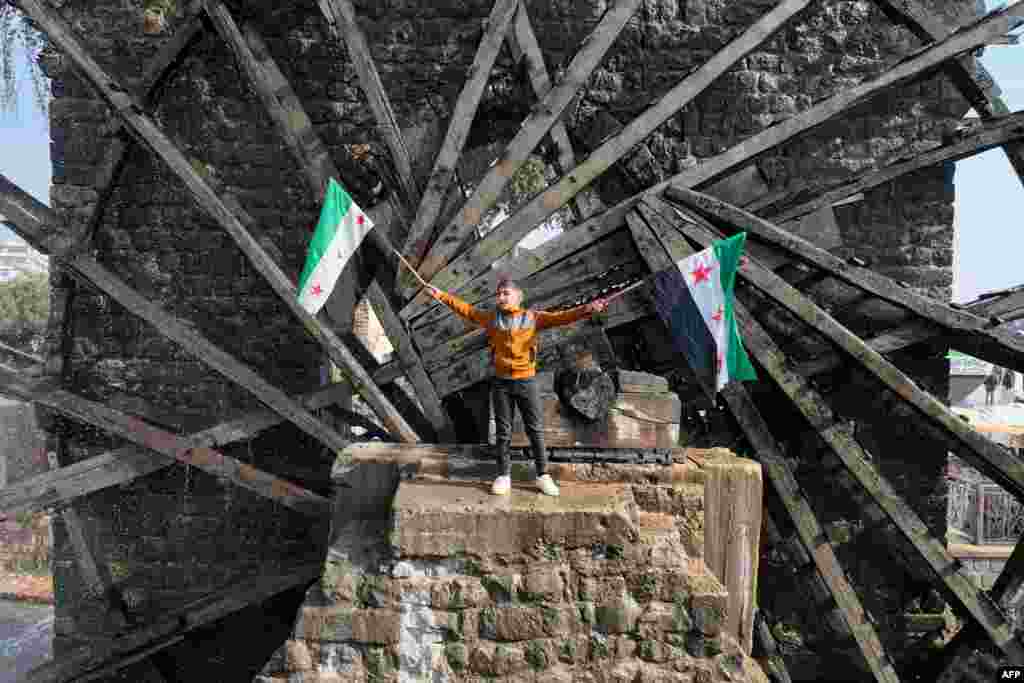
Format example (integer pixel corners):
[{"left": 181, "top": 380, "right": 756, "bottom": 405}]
[{"left": 426, "top": 279, "right": 608, "bottom": 496}]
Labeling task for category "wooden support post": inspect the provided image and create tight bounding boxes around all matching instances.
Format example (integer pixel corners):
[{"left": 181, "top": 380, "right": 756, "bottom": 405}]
[
  {"left": 0, "top": 383, "right": 366, "bottom": 516},
  {"left": 26, "top": 562, "right": 322, "bottom": 683},
  {"left": 407, "top": 0, "right": 643, "bottom": 298},
  {"left": 396, "top": 0, "right": 520, "bottom": 292},
  {"left": 625, "top": 202, "right": 900, "bottom": 683},
  {"left": 702, "top": 451, "right": 763, "bottom": 655},
  {"left": 317, "top": 0, "right": 420, "bottom": 209},
  {"left": 400, "top": 0, "right": 817, "bottom": 322},
  {"left": 0, "top": 366, "right": 330, "bottom": 517},
  {"left": 203, "top": 0, "right": 452, "bottom": 440},
  {"left": 752, "top": 111, "right": 1024, "bottom": 222},
  {"left": 14, "top": 0, "right": 420, "bottom": 443}
]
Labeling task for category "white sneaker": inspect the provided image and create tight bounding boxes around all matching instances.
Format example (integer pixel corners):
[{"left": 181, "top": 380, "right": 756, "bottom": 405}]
[
  {"left": 536, "top": 474, "right": 560, "bottom": 497},
  {"left": 491, "top": 475, "right": 511, "bottom": 496}
]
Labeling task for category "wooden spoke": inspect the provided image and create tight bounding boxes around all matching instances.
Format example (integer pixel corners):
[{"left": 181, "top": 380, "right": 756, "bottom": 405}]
[
  {"left": 1, "top": 174, "right": 356, "bottom": 456},
  {"left": 626, "top": 203, "right": 901, "bottom": 683},
  {"left": 396, "top": 0, "right": 519, "bottom": 284},
  {"left": 0, "top": 366, "right": 330, "bottom": 517},
  {"left": 665, "top": 185, "right": 1024, "bottom": 372},
  {"left": 507, "top": 3, "right": 579, "bottom": 176},
  {"left": 400, "top": 0, "right": 817, "bottom": 322},
  {"left": 15, "top": 0, "right": 420, "bottom": 443},
  {"left": 729, "top": 294, "right": 1023, "bottom": 662},
  {"left": 203, "top": 0, "right": 452, "bottom": 440},
  {"left": 317, "top": 0, "right": 420, "bottom": 209},
  {"left": 664, "top": 190, "right": 1024, "bottom": 504},
  {"left": 406, "top": 0, "right": 642, "bottom": 299},
  {"left": 873, "top": 0, "right": 1024, "bottom": 187},
  {"left": 752, "top": 110, "right": 1024, "bottom": 222},
  {"left": 0, "top": 382, "right": 361, "bottom": 517},
  {"left": 26, "top": 562, "right": 322, "bottom": 683}
]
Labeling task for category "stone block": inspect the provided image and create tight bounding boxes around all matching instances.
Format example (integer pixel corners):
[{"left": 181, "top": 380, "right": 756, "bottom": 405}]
[
  {"left": 595, "top": 594, "right": 642, "bottom": 634},
  {"left": 351, "top": 608, "right": 401, "bottom": 645},
  {"left": 521, "top": 565, "right": 567, "bottom": 602},
  {"left": 283, "top": 640, "right": 313, "bottom": 672},
  {"left": 491, "top": 606, "right": 548, "bottom": 641}
]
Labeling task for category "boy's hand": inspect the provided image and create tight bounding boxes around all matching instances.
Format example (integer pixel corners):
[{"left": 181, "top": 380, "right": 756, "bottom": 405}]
[{"left": 587, "top": 298, "right": 609, "bottom": 314}]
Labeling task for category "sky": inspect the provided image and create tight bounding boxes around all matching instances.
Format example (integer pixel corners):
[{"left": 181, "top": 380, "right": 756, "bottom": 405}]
[{"left": 0, "top": 8, "right": 1022, "bottom": 302}]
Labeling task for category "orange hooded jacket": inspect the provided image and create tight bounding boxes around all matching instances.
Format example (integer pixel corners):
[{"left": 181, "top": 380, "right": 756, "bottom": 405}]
[{"left": 434, "top": 291, "right": 595, "bottom": 380}]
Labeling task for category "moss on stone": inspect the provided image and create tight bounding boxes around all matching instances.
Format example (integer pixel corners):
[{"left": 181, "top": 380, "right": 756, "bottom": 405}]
[
  {"left": 445, "top": 642, "right": 468, "bottom": 672},
  {"left": 541, "top": 604, "right": 560, "bottom": 631},
  {"left": 524, "top": 640, "right": 548, "bottom": 670},
  {"left": 590, "top": 634, "right": 610, "bottom": 659},
  {"left": 481, "top": 575, "right": 514, "bottom": 603},
  {"left": 558, "top": 639, "right": 577, "bottom": 663},
  {"left": 606, "top": 544, "right": 624, "bottom": 560},
  {"left": 638, "top": 639, "right": 656, "bottom": 661},
  {"left": 365, "top": 646, "right": 394, "bottom": 681},
  {"left": 634, "top": 574, "right": 657, "bottom": 601},
  {"left": 480, "top": 606, "right": 497, "bottom": 640},
  {"left": 577, "top": 601, "right": 595, "bottom": 626}
]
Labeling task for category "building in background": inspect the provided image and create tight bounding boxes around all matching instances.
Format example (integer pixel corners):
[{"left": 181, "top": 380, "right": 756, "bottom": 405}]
[{"left": 0, "top": 215, "right": 48, "bottom": 282}]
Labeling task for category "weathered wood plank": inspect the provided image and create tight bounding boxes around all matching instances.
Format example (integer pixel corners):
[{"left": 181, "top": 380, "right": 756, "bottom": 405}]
[
  {"left": 16, "top": 0, "right": 420, "bottom": 443},
  {"left": 663, "top": 3, "right": 1024, "bottom": 194},
  {"left": 627, "top": 201, "right": 900, "bottom": 681},
  {"left": 506, "top": 3, "right": 577, "bottom": 175},
  {"left": 317, "top": 0, "right": 419, "bottom": 208},
  {"left": 408, "top": 0, "right": 643, "bottom": 297},
  {"left": 27, "top": 562, "right": 322, "bottom": 683},
  {"left": 872, "top": 0, "right": 1024, "bottom": 187},
  {"left": 205, "top": 1, "right": 450, "bottom": 440},
  {"left": 755, "top": 110, "right": 1024, "bottom": 222},
  {"left": 0, "top": 366, "right": 331, "bottom": 517},
  {"left": 931, "top": 538, "right": 1024, "bottom": 679},
  {"left": 664, "top": 199, "right": 1024, "bottom": 504},
  {"left": 665, "top": 185, "right": 1024, "bottom": 373},
  {"left": 732, "top": 295, "right": 1023, "bottom": 662},
  {"left": 0, "top": 383, "right": 356, "bottom": 517},
  {"left": 399, "top": 0, "right": 817, "bottom": 322},
  {"left": 397, "top": 0, "right": 519, "bottom": 287},
  {"left": 793, "top": 320, "right": 945, "bottom": 376},
  {"left": 1, "top": 174, "right": 358, "bottom": 455}
]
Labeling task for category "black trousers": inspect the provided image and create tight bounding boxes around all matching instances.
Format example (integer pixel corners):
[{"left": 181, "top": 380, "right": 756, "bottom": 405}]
[{"left": 492, "top": 377, "right": 547, "bottom": 476}]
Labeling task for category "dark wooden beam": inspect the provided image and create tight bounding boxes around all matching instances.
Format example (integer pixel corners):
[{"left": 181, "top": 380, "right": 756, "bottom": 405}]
[
  {"left": 15, "top": 0, "right": 420, "bottom": 443},
  {"left": 793, "top": 320, "right": 946, "bottom": 377},
  {"left": 730, "top": 293, "right": 1023, "bottom": 662},
  {"left": 872, "top": 0, "right": 1024, "bottom": 187},
  {"left": 626, "top": 202, "right": 901, "bottom": 682},
  {"left": 0, "top": 366, "right": 330, "bottom": 517},
  {"left": 26, "top": 562, "right": 322, "bottom": 683},
  {"left": 664, "top": 193, "right": 1024, "bottom": 505},
  {"left": 0, "top": 383, "right": 359, "bottom": 517},
  {"left": 0, "top": 173, "right": 358, "bottom": 455},
  {"left": 753, "top": 110, "right": 1024, "bottom": 222},
  {"left": 406, "top": 0, "right": 643, "bottom": 299},
  {"left": 396, "top": 0, "right": 519, "bottom": 289},
  {"left": 317, "top": 0, "right": 420, "bottom": 209},
  {"left": 665, "top": 185, "right": 1024, "bottom": 373},
  {"left": 203, "top": 1, "right": 451, "bottom": 440},
  {"left": 506, "top": 3, "right": 579, "bottom": 176},
  {"left": 399, "top": 0, "right": 818, "bottom": 322}
]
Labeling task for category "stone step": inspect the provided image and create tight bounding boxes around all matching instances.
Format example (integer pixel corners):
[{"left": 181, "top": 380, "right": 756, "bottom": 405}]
[{"left": 390, "top": 479, "right": 640, "bottom": 558}]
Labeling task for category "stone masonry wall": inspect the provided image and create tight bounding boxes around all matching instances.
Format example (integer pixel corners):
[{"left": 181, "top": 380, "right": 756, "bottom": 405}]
[
  {"left": 37, "top": 0, "right": 978, "bottom": 679},
  {"left": 255, "top": 446, "right": 766, "bottom": 683}
]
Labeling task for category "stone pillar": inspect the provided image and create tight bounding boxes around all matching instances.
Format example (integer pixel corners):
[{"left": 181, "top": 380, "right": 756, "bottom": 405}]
[{"left": 702, "top": 451, "right": 763, "bottom": 656}]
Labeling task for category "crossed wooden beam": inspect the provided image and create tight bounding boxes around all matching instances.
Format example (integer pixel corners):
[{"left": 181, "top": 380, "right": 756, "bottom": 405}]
[{"left": 4, "top": 0, "right": 1024, "bottom": 679}]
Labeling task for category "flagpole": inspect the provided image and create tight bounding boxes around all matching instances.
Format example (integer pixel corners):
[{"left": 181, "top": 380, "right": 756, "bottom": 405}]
[
  {"left": 604, "top": 278, "right": 647, "bottom": 304},
  {"left": 390, "top": 246, "right": 430, "bottom": 289}
]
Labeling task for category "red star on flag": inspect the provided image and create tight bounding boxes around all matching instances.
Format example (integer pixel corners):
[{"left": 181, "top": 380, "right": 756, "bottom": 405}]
[
  {"left": 691, "top": 261, "right": 712, "bottom": 285},
  {"left": 356, "top": 214, "right": 365, "bottom": 226},
  {"left": 712, "top": 306, "right": 724, "bottom": 323},
  {"left": 715, "top": 352, "right": 724, "bottom": 371},
  {"left": 311, "top": 283, "right": 323, "bottom": 297}
]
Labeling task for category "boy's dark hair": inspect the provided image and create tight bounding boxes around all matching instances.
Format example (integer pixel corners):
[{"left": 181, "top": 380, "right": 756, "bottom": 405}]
[{"left": 496, "top": 277, "right": 521, "bottom": 292}]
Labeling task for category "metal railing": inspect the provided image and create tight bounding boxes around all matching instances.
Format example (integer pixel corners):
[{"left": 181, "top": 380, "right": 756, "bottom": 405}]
[{"left": 948, "top": 458, "right": 1024, "bottom": 545}]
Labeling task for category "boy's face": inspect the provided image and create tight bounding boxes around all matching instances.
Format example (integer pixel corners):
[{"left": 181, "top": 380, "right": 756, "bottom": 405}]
[{"left": 496, "top": 285, "right": 523, "bottom": 311}]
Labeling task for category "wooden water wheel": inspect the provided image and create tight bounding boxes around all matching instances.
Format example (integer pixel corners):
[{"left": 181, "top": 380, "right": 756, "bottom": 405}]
[{"left": 1, "top": 0, "right": 1024, "bottom": 681}]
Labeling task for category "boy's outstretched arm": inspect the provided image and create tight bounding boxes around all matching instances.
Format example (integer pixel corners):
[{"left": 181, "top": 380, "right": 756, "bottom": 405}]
[
  {"left": 535, "top": 297, "right": 609, "bottom": 331},
  {"left": 425, "top": 285, "right": 490, "bottom": 327}
]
